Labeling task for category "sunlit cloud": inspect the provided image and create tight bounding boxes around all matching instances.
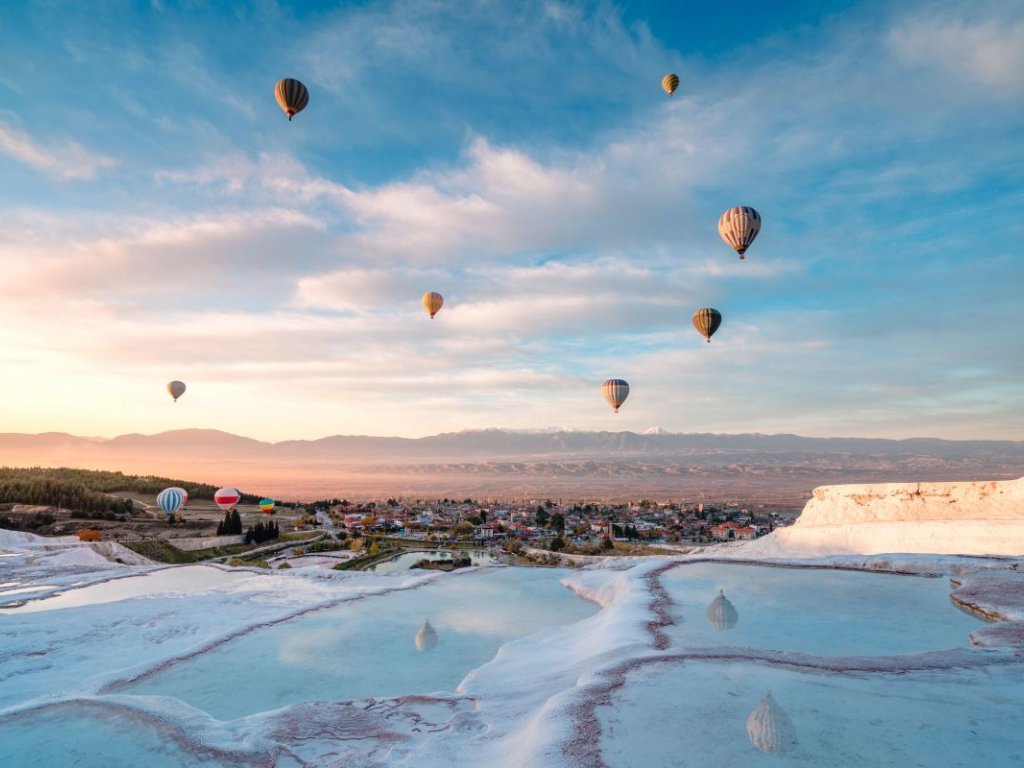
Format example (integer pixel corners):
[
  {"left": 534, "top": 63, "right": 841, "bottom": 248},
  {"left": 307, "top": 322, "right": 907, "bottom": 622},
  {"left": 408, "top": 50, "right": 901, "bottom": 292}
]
[{"left": 0, "top": 122, "right": 115, "bottom": 180}]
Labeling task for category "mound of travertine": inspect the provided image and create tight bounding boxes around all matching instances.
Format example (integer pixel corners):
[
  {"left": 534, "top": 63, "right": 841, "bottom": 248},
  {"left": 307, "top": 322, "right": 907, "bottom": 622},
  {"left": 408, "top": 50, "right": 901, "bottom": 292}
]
[{"left": 739, "top": 477, "right": 1024, "bottom": 557}]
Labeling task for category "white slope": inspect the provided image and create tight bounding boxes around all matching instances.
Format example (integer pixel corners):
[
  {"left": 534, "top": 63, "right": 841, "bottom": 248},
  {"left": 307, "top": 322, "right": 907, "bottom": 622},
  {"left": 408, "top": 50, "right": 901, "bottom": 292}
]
[{"left": 732, "top": 476, "right": 1024, "bottom": 557}]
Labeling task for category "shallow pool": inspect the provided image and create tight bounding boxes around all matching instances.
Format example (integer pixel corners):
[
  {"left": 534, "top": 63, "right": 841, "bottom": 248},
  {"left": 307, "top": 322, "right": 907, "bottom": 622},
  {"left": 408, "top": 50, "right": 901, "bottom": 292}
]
[
  {"left": 367, "top": 549, "right": 501, "bottom": 573},
  {"left": 2, "top": 566, "right": 248, "bottom": 614},
  {"left": 119, "top": 566, "right": 595, "bottom": 719},
  {"left": 597, "top": 658, "right": 1024, "bottom": 768},
  {"left": 0, "top": 703, "right": 232, "bottom": 768},
  {"left": 662, "top": 562, "right": 981, "bottom": 655}
]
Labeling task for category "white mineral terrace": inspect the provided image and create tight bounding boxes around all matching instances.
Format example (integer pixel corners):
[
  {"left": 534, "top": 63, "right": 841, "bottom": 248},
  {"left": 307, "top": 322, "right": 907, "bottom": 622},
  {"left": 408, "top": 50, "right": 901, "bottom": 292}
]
[{"left": 1, "top": 476, "right": 1022, "bottom": 767}]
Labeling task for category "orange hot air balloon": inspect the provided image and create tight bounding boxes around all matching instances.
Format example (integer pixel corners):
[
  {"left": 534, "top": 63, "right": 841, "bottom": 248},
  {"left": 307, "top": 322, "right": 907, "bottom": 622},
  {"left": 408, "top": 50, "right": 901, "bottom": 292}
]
[
  {"left": 422, "top": 291, "right": 444, "bottom": 319},
  {"left": 274, "top": 78, "right": 309, "bottom": 121},
  {"left": 602, "top": 379, "right": 630, "bottom": 413}
]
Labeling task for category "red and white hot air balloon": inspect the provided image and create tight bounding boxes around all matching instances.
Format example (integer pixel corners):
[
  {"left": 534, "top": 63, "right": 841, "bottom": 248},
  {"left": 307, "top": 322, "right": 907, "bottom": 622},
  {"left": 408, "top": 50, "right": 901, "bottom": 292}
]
[{"left": 214, "top": 487, "right": 241, "bottom": 512}]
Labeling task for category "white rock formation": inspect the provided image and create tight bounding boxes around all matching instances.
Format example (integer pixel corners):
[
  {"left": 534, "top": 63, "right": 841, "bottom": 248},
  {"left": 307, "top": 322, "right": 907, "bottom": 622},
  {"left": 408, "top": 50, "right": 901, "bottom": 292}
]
[{"left": 739, "top": 477, "right": 1024, "bottom": 557}]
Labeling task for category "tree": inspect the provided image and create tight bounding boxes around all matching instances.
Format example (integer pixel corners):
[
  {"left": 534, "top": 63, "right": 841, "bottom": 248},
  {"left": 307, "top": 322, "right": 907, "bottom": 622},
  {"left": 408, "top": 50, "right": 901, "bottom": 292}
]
[
  {"left": 550, "top": 513, "right": 565, "bottom": 534},
  {"left": 549, "top": 536, "right": 565, "bottom": 552},
  {"left": 534, "top": 507, "right": 550, "bottom": 527},
  {"left": 601, "top": 536, "right": 614, "bottom": 551}
]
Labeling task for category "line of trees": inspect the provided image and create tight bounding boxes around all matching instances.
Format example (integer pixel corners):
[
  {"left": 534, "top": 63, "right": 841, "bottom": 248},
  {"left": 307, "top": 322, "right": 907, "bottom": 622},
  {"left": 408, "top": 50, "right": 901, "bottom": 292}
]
[
  {"left": 215, "top": 510, "right": 243, "bottom": 535},
  {"left": 0, "top": 470, "right": 133, "bottom": 516},
  {"left": 245, "top": 520, "right": 279, "bottom": 545},
  {"left": 0, "top": 467, "right": 266, "bottom": 508}
]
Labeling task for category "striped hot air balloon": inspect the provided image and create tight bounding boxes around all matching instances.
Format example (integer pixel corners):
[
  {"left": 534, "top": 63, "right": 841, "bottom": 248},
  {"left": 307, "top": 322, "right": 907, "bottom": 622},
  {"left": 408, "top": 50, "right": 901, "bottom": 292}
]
[
  {"left": 259, "top": 498, "right": 275, "bottom": 515},
  {"left": 157, "top": 487, "right": 187, "bottom": 517},
  {"left": 167, "top": 380, "right": 186, "bottom": 402},
  {"left": 718, "top": 206, "right": 761, "bottom": 259},
  {"left": 692, "top": 308, "right": 722, "bottom": 343},
  {"left": 661, "top": 73, "right": 680, "bottom": 96},
  {"left": 602, "top": 379, "right": 630, "bottom": 413},
  {"left": 422, "top": 291, "right": 444, "bottom": 319},
  {"left": 214, "top": 487, "right": 242, "bottom": 512},
  {"left": 274, "top": 78, "right": 309, "bottom": 121}
]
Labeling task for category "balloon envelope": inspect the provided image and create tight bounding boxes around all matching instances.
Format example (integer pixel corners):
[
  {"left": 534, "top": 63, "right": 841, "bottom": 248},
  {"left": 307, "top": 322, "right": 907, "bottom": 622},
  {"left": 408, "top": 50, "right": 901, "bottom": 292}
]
[
  {"left": 662, "top": 73, "right": 680, "bottom": 95},
  {"left": 157, "top": 487, "right": 187, "bottom": 516},
  {"left": 692, "top": 308, "right": 722, "bottom": 343},
  {"left": 602, "top": 379, "right": 630, "bottom": 413},
  {"left": 422, "top": 291, "right": 444, "bottom": 319},
  {"left": 259, "top": 498, "right": 275, "bottom": 514},
  {"left": 167, "top": 380, "right": 186, "bottom": 402},
  {"left": 718, "top": 206, "right": 761, "bottom": 259},
  {"left": 214, "top": 487, "right": 242, "bottom": 512},
  {"left": 274, "top": 78, "right": 309, "bottom": 120}
]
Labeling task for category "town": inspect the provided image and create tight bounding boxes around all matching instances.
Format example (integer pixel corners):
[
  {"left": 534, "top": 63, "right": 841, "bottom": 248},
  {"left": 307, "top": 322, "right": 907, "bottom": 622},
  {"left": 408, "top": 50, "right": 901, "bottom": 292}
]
[{"left": 310, "top": 496, "right": 799, "bottom": 554}]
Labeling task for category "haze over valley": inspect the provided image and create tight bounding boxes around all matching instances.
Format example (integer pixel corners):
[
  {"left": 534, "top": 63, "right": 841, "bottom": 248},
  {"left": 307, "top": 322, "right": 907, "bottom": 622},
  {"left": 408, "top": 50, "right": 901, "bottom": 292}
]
[{"left": 3, "top": 427, "right": 1020, "bottom": 500}]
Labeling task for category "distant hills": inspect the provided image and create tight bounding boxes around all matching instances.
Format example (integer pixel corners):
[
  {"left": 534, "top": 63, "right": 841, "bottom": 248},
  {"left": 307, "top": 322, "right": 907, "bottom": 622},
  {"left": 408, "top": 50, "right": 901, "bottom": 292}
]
[{"left": 0, "top": 428, "right": 1020, "bottom": 502}]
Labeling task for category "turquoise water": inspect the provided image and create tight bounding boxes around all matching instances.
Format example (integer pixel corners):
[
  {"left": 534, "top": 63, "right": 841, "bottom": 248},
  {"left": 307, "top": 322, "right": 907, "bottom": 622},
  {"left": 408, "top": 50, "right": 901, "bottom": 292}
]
[
  {"left": 662, "top": 562, "right": 981, "bottom": 654},
  {"left": 0, "top": 704, "right": 231, "bottom": 768},
  {"left": 120, "top": 566, "right": 593, "bottom": 719},
  {"left": 598, "top": 659, "right": 1024, "bottom": 768},
  {"left": 367, "top": 548, "right": 501, "bottom": 573}
]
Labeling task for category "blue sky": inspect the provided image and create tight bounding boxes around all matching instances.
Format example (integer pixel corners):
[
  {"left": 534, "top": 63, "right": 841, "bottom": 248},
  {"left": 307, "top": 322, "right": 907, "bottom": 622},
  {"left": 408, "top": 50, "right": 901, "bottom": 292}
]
[{"left": 0, "top": 0, "right": 1021, "bottom": 441}]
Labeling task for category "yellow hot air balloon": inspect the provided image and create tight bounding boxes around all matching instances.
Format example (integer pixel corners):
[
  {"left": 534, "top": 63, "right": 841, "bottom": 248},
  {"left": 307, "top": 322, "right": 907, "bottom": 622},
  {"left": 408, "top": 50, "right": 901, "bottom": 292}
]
[
  {"left": 422, "top": 291, "right": 444, "bottom": 319},
  {"left": 692, "top": 308, "right": 722, "bottom": 343},
  {"left": 167, "top": 380, "right": 186, "bottom": 402},
  {"left": 662, "top": 73, "right": 680, "bottom": 96},
  {"left": 602, "top": 379, "right": 630, "bottom": 413},
  {"left": 274, "top": 78, "right": 309, "bottom": 121},
  {"left": 718, "top": 206, "right": 761, "bottom": 260}
]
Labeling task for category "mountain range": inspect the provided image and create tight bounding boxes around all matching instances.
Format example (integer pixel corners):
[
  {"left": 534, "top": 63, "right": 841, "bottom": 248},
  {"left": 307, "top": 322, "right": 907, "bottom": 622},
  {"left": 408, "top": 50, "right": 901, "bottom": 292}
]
[{"left": 1, "top": 428, "right": 1021, "bottom": 502}]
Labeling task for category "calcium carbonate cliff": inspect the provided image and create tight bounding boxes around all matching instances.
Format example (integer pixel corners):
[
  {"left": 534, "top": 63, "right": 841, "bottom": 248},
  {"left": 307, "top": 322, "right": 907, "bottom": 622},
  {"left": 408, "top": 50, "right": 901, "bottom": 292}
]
[{"left": 740, "top": 477, "right": 1024, "bottom": 557}]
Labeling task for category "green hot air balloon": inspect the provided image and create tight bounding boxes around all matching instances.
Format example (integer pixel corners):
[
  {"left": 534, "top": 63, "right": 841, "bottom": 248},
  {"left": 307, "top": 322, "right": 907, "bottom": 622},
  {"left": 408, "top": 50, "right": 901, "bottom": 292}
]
[{"left": 692, "top": 308, "right": 722, "bottom": 343}]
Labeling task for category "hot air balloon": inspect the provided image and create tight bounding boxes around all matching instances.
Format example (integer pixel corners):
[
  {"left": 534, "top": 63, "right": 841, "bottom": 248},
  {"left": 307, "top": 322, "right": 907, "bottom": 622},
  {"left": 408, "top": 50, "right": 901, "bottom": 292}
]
[
  {"left": 274, "top": 78, "right": 309, "bottom": 121},
  {"left": 422, "top": 291, "right": 444, "bottom": 319},
  {"left": 747, "top": 693, "right": 797, "bottom": 754},
  {"left": 157, "top": 487, "right": 187, "bottom": 517},
  {"left": 259, "top": 498, "right": 276, "bottom": 515},
  {"left": 167, "top": 380, "right": 186, "bottom": 402},
  {"left": 661, "top": 73, "right": 679, "bottom": 96},
  {"left": 214, "top": 487, "right": 241, "bottom": 512},
  {"left": 718, "top": 206, "right": 761, "bottom": 259},
  {"left": 415, "top": 619, "right": 439, "bottom": 651},
  {"left": 602, "top": 379, "right": 630, "bottom": 413},
  {"left": 692, "top": 308, "right": 722, "bottom": 343},
  {"left": 706, "top": 589, "right": 739, "bottom": 630}
]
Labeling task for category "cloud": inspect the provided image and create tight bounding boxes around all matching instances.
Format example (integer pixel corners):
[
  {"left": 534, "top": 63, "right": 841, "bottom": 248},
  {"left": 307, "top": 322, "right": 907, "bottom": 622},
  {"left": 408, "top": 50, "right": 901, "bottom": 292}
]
[
  {"left": 889, "top": 13, "right": 1024, "bottom": 99},
  {"left": 0, "top": 122, "right": 116, "bottom": 180},
  {"left": 1, "top": 0, "right": 1021, "bottom": 441},
  {"left": 0, "top": 207, "right": 330, "bottom": 308}
]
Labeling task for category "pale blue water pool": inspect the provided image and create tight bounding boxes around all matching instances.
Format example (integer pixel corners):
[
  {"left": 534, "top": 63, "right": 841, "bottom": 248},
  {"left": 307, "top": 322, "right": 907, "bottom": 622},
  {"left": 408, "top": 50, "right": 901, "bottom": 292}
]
[
  {"left": 118, "top": 566, "right": 593, "bottom": 719},
  {"left": 663, "top": 562, "right": 981, "bottom": 654}
]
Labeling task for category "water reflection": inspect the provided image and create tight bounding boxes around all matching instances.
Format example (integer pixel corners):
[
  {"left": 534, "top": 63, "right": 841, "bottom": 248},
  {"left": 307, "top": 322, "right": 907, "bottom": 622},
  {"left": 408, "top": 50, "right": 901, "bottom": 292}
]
[
  {"left": 706, "top": 589, "right": 739, "bottom": 630},
  {"left": 415, "top": 619, "right": 439, "bottom": 651},
  {"left": 368, "top": 549, "right": 500, "bottom": 574},
  {"left": 746, "top": 692, "right": 797, "bottom": 755}
]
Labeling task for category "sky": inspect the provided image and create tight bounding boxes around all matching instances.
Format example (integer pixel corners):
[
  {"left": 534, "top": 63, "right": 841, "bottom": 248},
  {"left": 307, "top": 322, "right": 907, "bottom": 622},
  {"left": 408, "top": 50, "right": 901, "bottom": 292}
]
[{"left": 0, "top": 0, "right": 1022, "bottom": 442}]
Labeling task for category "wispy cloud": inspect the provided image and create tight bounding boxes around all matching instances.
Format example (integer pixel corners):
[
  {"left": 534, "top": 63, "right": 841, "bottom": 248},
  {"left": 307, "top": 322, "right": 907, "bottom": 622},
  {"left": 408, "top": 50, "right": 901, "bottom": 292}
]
[{"left": 0, "top": 122, "right": 115, "bottom": 180}]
